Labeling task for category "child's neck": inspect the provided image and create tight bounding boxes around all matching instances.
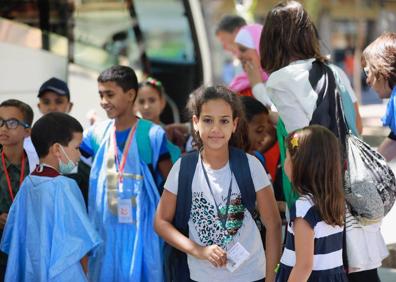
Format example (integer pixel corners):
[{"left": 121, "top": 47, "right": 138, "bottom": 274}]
[
  {"left": 152, "top": 117, "right": 161, "bottom": 125},
  {"left": 115, "top": 113, "right": 137, "bottom": 131},
  {"left": 201, "top": 146, "right": 229, "bottom": 170},
  {"left": 39, "top": 156, "right": 60, "bottom": 172},
  {"left": 2, "top": 143, "right": 25, "bottom": 165}
]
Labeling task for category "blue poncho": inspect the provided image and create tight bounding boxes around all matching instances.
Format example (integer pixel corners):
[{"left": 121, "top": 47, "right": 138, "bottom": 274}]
[
  {"left": 83, "top": 119, "right": 166, "bottom": 282},
  {"left": 0, "top": 174, "right": 101, "bottom": 282}
]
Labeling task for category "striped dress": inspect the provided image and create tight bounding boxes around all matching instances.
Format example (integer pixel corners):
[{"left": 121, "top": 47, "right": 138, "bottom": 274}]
[{"left": 276, "top": 196, "right": 348, "bottom": 282}]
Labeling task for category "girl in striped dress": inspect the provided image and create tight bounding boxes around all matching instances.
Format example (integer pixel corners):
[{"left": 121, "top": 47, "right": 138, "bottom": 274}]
[{"left": 276, "top": 125, "right": 348, "bottom": 282}]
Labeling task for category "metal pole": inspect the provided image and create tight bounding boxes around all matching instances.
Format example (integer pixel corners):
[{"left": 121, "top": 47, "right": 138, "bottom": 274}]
[
  {"left": 66, "top": 0, "right": 75, "bottom": 64},
  {"left": 37, "top": 0, "right": 50, "bottom": 51},
  {"left": 125, "top": 0, "right": 150, "bottom": 75}
]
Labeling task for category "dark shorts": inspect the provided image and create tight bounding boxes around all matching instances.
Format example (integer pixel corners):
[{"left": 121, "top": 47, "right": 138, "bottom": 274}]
[{"left": 347, "top": 268, "right": 380, "bottom": 282}]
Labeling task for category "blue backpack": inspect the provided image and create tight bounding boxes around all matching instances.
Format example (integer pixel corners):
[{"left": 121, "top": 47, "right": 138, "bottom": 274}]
[
  {"left": 135, "top": 119, "right": 181, "bottom": 165},
  {"left": 164, "top": 147, "right": 256, "bottom": 282}
]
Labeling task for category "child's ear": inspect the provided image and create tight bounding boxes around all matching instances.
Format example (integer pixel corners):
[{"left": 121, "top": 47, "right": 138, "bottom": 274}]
[
  {"left": 49, "top": 143, "right": 62, "bottom": 159},
  {"left": 128, "top": 89, "right": 136, "bottom": 103},
  {"left": 233, "top": 117, "right": 239, "bottom": 133},
  {"left": 24, "top": 128, "right": 31, "bottom": 138},
  {"left": 67, "top": 102, "right": 73, "bottom": 113},
  {"left": 192, "top": 115, "right": 199, "bottom": 132},
  {"left": 37, "top": 103, "right": 44, "bottom": 115}
]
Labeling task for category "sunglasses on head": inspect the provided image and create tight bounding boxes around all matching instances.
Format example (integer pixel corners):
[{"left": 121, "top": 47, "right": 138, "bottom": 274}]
[{"left": 0, "top": 118, "right": 30, "bottom": 130}]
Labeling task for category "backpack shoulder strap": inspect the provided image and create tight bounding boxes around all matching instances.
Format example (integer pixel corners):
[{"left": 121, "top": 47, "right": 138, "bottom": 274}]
[
  {"left": 167, "top": 140, "right": 182, "bottom": 164},
  {"left": 174, "top": 150, "right": 199, "bottom": 235},
  {"left": 165, "top": 151, "right": 198, "bottom": 282},
  {"left": 136, "top": 119, "right": 153, "bottom": 165},
  {"left": 229, "top": 147, "right": 256, "bottom": 218},
  {"left": 253, "top": 150, "right": 266, "bottom": 168}
]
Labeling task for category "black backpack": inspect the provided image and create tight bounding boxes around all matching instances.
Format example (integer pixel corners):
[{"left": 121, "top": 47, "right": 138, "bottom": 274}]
[{"left": 164, "top": 147, "right": 257, "bottom": 282}]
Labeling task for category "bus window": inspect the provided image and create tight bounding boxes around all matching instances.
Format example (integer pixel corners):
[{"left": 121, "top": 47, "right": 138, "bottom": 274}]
[{"left": 134, "top": 0, "right": 194, "bottom": 62}]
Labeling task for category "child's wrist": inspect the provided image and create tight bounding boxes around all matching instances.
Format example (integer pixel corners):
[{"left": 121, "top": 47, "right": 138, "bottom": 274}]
[{"left": 190, "top": 244, "right": 203, "bottom": 259}]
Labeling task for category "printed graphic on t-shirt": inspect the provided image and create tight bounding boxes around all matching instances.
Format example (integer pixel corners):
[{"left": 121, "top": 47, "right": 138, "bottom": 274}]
[{"left": 191, "top": 191, "right": 245, "bottom": 249}]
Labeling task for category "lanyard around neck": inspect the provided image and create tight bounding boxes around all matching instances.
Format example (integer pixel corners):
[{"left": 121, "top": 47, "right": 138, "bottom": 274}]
[
  {"left": 113, "top": 125, "right": 137, "bottom": 183},
  {"left": 200, "top": 156, "right": 233, "bottom": 230},
  {"left": 1, "top": 151, "right": 25, "bottom": 202}
]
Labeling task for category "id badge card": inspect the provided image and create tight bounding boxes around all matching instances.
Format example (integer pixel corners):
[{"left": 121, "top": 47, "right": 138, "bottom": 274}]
[
  {"left": 117, "top": 198, "right": 133, "bottom": 224},
  {"left": 226, "top": 242, "right": 250, "bottom": 272}
]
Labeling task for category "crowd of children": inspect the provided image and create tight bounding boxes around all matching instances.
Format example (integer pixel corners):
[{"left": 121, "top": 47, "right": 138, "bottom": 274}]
[{"left": 0, "top": 1, "right": 395, "bottom": 282}]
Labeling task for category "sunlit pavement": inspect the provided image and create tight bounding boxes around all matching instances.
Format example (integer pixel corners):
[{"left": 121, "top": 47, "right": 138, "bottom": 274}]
[{"left": 378, "top": 267, "right": 396, "bottom": 281}]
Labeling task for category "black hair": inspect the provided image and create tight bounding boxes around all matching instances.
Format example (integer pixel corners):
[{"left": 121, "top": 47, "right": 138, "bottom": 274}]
[
  {"left": 215, "top": 15, "right": 247, "bottom": 34},
  {"left": 0, "top": 99, "right": 34, "bottom": 126},
  {"left": 240, "top": 96, "right": 269, "bottom": 122},
  {"left": 187, "top": 85, "right": 248, "bottom": 150},
  {"left": 31, "top": 112, "right": 83, "bottom": 158},
  {"left": 98, "top": 65, "right": 139, "bottom": 93}
]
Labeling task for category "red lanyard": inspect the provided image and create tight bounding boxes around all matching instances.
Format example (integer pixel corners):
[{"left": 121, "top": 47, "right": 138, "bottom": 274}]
[
  {"left": 113, "top": 125, "right": 136, "bottom": 183},
  {"left": 1, "top": 151, "right": 25, "bottom": 202}
]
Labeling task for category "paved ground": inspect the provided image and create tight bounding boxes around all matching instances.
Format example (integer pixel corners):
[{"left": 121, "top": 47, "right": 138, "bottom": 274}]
[{"left": 379, "top": 267, "right": 396, "bottom": 281}]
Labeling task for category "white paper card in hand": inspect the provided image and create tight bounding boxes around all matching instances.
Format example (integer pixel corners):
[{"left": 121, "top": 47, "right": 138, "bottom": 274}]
[{"left": 226, "top": 242, "right": 250, "bottom": 272}]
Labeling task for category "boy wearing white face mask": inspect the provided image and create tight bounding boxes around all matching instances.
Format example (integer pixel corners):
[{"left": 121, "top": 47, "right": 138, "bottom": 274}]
[{"left": 0, "top": 112, "right": 101, "bottom": 282}]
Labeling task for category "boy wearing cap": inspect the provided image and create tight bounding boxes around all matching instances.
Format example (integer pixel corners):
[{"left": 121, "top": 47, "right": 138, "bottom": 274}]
[
  {"left": 34, "top": 77, "right": 91, "bottom": 205},
  {"left": 37, "top": 77, "right": 73, "bottom": 114}
]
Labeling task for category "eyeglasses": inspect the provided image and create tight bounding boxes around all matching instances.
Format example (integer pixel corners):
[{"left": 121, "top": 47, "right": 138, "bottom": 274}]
[{"left": 0, "top": 118, "right": 30, "bottom": 129}]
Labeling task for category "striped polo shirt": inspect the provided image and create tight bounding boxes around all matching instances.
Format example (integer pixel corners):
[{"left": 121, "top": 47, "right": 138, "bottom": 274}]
[{"left": 279, "top": 196, "right": 345, "bottom": 279}]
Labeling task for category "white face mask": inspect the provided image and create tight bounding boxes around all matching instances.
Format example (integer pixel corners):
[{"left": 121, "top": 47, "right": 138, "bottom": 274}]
[{"left": 58, "top": 145, "right": 78, "bottom": 174}]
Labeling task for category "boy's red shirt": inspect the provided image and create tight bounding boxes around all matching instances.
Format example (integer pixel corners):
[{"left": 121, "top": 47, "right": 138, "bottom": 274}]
[
  {"left": 31, "top": 165, "right": 60, "bottom": 177},
  {"left": 264, "top": 141, "right": 280, "bottom": 182}
]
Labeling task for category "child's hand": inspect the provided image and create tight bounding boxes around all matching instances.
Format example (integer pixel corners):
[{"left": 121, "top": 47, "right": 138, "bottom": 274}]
[
  {"left": 196, "top": 245, "right": 227, "bottom": 267},
  {"left": 164, "top": 123, "right": 189, "bottom": 147},
  {"left": 242, "top": 58, "right": 262, "bottom": 87},
  {"left": 0, "top": 213, "right": 8, "bottom": 229},
  {"left": 277, "top": 201, "right": 286, "bottom": 213}
]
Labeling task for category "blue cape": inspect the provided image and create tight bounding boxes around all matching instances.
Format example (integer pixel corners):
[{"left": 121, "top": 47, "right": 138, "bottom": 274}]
[
  {"left": 0, "top": 175, "right": 101, "bottom": 282},
  {"left": 85, "top": 119, "right": 165, "bottom": 282}
]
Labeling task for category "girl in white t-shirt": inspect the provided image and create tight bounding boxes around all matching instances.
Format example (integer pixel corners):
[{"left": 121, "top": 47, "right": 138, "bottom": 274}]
[{"left": 155, "top": 85, "right": 282, "bottom": 282}]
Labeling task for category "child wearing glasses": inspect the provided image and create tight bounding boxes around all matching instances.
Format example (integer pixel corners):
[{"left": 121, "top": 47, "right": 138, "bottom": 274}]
[
  {"left": 0, "top": 99, "right": 37, "bottom": 280},
  {"left": 135, "top": 77, "right": 181, "bottom": 163}
]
